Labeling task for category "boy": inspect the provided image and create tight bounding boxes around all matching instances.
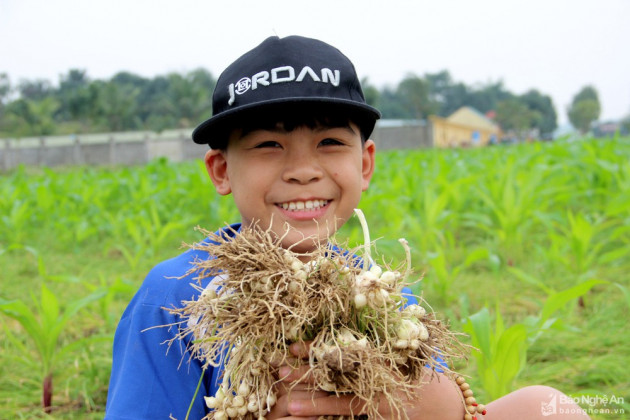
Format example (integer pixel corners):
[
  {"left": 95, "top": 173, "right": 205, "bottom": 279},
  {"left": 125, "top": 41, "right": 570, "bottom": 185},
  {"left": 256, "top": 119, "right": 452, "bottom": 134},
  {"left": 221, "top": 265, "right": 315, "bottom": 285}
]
[{"left": 105, "top": 35, "right": 589, "bottom": 419}]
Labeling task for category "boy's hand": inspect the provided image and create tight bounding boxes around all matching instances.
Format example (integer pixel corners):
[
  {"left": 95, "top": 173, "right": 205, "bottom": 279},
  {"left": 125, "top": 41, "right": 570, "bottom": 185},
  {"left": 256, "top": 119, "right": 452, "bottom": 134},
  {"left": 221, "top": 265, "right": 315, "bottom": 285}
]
[
  {"left": 266, "top": 342, "right": 327, "bottom": 420},
  {"left": 266, "top": 381, "right": 327, "bottom": 420},
  {"left": 270, "top": 341, "right": 466, "bottom": 420}
]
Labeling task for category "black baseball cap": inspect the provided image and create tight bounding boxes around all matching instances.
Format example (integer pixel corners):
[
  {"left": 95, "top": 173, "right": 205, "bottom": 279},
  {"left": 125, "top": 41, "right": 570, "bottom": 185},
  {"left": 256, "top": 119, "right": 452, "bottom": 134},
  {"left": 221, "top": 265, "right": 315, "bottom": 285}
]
[{"left": 192, "top": 35, "right": 381, "bottom": 148}]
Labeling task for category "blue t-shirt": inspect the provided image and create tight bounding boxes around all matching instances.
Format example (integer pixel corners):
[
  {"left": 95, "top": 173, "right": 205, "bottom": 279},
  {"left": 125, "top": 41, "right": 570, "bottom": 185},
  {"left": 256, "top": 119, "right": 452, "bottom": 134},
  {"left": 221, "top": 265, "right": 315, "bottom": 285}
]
[{"left": 105, "top": 223, "right": 422, "bottom": 419}]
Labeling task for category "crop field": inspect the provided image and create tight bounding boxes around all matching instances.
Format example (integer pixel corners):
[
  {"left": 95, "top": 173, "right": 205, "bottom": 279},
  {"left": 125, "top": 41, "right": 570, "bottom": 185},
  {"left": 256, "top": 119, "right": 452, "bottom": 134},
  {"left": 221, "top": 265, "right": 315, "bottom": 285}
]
[{"left": 1, "top": 137, "right": 629, "bottom": 419}]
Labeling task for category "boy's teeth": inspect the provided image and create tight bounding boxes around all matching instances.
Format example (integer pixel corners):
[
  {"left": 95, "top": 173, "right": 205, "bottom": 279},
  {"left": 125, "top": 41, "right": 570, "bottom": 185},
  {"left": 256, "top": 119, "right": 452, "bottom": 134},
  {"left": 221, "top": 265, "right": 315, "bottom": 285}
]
[{"left": 281, "top": 200, "right": 327, "bottom": 211}]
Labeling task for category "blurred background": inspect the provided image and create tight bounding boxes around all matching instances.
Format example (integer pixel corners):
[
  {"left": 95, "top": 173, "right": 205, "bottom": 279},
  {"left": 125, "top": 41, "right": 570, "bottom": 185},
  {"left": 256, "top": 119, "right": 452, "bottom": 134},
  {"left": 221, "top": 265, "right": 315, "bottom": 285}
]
[
  {"left": 1, "top": 1, "right": 629, "bottom": 419},
  {"left": 1, "top": 0, "right": 629, "bottom": 141}
]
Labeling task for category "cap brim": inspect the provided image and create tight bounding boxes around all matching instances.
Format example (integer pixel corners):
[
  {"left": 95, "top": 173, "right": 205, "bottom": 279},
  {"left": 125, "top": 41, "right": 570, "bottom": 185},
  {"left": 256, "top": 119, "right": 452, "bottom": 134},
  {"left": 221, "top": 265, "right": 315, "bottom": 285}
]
[{"left": 192, "top": 98, "right": 381, "bottom": 148}]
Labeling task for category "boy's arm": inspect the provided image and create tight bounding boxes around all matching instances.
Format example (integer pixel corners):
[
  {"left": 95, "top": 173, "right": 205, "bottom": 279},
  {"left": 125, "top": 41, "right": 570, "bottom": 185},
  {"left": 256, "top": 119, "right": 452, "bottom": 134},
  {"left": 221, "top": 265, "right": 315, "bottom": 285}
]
[
  {"left": 105, "top": 267, "right": 213, "bottom": 420},
  {"left": 290, "top": 373, "right": 465, "bottom": 420}
]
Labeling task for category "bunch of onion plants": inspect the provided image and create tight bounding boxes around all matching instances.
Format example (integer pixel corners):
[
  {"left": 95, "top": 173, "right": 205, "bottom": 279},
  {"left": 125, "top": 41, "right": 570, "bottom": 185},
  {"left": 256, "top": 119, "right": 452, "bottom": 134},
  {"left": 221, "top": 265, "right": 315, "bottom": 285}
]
[{"left": 168, "top": 210, "right": 467, "bottom": 420}]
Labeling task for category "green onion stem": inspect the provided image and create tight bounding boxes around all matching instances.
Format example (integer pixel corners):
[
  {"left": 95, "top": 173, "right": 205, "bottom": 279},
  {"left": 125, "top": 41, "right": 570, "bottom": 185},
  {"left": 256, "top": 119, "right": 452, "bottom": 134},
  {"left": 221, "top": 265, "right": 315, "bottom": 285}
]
[
  {"left": 354, "top": 208, "right": 371, "bottom": 266},
  {"left": 185, "top": 368, "right": 206, "bottom": 420}
]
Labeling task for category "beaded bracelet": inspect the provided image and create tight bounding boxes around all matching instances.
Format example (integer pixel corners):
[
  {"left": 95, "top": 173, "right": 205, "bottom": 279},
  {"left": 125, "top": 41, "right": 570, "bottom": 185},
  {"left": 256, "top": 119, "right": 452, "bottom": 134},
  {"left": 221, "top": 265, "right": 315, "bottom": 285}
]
[{"left": 455, "top": 376, "right": 487, "bottom": 420}]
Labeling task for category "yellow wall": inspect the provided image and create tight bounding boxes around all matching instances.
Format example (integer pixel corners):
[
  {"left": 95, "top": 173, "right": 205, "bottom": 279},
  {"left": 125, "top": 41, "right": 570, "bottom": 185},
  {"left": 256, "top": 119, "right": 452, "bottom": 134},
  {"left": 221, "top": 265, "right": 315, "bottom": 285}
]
[{"left": 430, "top": 107, "right": 500, "bottom": 148}]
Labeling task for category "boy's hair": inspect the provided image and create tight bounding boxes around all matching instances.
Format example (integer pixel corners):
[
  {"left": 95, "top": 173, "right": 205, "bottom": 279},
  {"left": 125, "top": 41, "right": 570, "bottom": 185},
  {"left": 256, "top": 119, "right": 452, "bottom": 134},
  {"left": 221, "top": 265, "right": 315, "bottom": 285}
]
[
  {"left": 215, "top": 103, "right": 372, "bottom": 150},
  {"left": 192, "top": 35, "right": 380, "bottom": 149}
]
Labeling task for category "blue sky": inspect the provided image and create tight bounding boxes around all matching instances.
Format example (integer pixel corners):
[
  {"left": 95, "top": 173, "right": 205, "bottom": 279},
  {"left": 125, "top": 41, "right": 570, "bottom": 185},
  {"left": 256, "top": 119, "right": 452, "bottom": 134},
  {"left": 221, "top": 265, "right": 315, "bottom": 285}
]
[{"left": 1, "top": 0, "right": 628, "bottom": 124}]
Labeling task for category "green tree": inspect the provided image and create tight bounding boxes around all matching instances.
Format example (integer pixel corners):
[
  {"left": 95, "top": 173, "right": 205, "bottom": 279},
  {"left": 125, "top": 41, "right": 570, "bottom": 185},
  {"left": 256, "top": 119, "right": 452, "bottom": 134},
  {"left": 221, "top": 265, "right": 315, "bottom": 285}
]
[
  {"left": 111, "top": 71, "right": 149, "bottom": 89},
  {"left": 424, "top": 72, "right": 518, "bottom": 118},
  {"left": 572, "top": 85, "right": 599, "bottom": 103},
  {"left": 165, "top": 69, "right": 215, "bottom": 127},
  {"left": 3, "top": 97, "right": 59, "bottom": 136},
  {"left": 439, "top": 82, "right": 470, "bottom": 117},
  {"left": 495, "top": 98, "right": 541, "bottom": 139},
  {"left": 18, "top": 79, "right": 53, "bottom": 101},
  {"left": 396, "top": 74, "right": 437, "bottom": 119},
  {"left": 377, "top": 86, "right": 412, "bottom": 119},
  {"left": 0, "top": 73, "right": 10, "bottom": 105},
  {"left": 187, "top": 68, "right": 216, "bottom": 122},
  {"left": 361, "top": 77, "right": 380, "bottom": 109},
  {"left": 55, "top": 69, "right": 97, "bottom": 131},
  {"left": 425, "top": 70, "right": 464, "bottom": 117},
  {"left": 139, "top": 75, "right": 177, "bottom": 132},
  {"left": 567, "top": 86, "right": 601, "bottom": 134},
  {"left": 27, "top": 97, "right": 59, "bottom": 135},
  {"left": 91, "top": 80, "right": 140, "bottom": 131},
  {"left": 425, "top": 70, "right": 452, "bottom": 108},
  {"left": 0, "top": 73, "right": 10, "bottom": 133},
  {"left": 519, "top": 89, "right": 557, "bottom": 136},
  {"left": 466, "top": 81, "right": 513, "bottom": 114}
]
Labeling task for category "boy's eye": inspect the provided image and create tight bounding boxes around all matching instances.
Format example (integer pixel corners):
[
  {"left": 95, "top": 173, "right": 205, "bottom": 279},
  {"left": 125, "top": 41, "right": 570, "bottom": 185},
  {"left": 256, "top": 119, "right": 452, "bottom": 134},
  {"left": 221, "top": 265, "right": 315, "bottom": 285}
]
[
  {"left": 319, "top": 138, "right": 344, "bottom": 146},
  {"left": 254, "top": 141, "right": 281, "bottom": 149}
]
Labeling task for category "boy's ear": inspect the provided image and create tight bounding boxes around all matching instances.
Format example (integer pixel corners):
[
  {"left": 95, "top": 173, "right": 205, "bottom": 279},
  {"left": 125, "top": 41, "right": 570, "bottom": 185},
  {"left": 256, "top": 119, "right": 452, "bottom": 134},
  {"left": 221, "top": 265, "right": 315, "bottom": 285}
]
[
  {"left": 204, "top": 149, "right": 232, "bottom": 195},
  {"left": 361, "top": 139, "right": 376, "bottom": 191}
]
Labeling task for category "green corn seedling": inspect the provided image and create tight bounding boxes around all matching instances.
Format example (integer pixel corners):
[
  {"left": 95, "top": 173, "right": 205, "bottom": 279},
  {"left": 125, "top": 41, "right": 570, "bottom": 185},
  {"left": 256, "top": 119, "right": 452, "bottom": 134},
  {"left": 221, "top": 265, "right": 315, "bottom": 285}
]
[
  {"left": 464, "top": 278, "right": 605, "bottom": 400},
  {"left": 464, "top": 307, "right": 528, "bottom": 400},
  {"left": 0, "top": 283, "right": 106, "bottom": 413},
  {"left": 425, "top": 245, "right": 496, "bottom": 307}
]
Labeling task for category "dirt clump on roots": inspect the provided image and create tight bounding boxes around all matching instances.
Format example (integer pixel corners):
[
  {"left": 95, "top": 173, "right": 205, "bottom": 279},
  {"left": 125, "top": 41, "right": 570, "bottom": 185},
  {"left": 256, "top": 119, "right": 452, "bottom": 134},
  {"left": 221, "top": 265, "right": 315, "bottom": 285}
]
[{"left": 167, "top": 221, "right": 467, "bottom": 420}]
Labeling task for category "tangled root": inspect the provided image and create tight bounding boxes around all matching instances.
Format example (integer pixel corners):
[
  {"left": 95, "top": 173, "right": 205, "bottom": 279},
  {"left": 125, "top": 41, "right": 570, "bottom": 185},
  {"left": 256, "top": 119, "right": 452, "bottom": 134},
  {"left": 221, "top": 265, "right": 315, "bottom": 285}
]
[{"left": 166, "top": 223, "right": 467, "bottom": 420}]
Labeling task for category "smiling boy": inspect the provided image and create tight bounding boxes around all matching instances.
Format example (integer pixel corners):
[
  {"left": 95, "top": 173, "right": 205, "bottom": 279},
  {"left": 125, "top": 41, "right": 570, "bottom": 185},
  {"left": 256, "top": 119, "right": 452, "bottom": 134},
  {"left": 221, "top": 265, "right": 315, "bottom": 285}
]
[
  {"left": 204, "top": 112, "right": 374, "bottom": 255},
  {"left": 106, "top": 35, "right": 590, "bottom": 420},
  {"left": 105, "top": 35, "right": 383, "bottom": 420},
  {"left": 195, "top": 34, "right": 379, "bottom": 256}
]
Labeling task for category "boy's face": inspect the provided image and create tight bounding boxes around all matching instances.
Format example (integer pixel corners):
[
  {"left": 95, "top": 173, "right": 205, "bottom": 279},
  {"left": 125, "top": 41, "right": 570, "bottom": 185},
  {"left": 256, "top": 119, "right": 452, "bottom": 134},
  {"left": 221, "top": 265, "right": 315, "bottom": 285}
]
[{"left": 205, "top": 121, "right": 375, "bottom": 254}]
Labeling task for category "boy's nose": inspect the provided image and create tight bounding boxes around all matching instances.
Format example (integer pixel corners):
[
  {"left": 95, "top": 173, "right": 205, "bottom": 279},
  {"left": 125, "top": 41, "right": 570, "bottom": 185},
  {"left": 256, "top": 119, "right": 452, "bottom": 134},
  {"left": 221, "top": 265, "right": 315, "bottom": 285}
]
[{"left": 282, "top": 151, "right": 324, "bottom": 184}]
